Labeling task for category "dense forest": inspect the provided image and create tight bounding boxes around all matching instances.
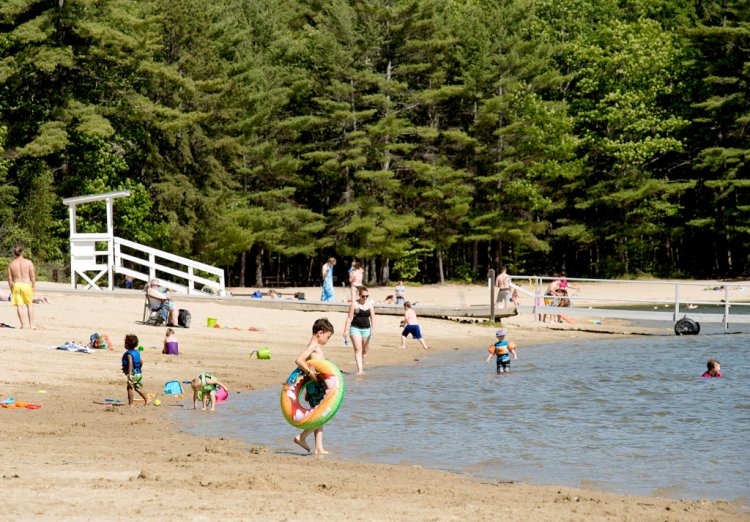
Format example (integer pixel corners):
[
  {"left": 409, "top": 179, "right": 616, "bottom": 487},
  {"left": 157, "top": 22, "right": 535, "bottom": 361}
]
[{"left": 0, "top": 0, "right": 748, "bottom": 286}]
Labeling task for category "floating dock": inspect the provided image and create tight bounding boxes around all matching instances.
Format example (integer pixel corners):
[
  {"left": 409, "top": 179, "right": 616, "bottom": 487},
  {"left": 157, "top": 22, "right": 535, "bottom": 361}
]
[{"left": 213, "top": 297, "right": 517, "bottom": 319}]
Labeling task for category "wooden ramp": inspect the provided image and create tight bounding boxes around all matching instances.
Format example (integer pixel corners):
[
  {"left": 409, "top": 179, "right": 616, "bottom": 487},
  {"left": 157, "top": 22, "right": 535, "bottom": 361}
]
[{"left": 216, "top": 297, "right": 517, "bottom": 319}]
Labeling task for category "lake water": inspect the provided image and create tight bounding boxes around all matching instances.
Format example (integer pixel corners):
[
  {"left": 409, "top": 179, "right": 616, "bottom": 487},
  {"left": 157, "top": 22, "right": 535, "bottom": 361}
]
[{"left": 173, "top": 334, "right": 750, "bottom": 505}]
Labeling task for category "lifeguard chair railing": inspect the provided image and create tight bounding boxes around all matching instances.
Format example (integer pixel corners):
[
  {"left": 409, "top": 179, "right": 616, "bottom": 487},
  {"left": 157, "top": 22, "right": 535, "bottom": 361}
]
[
  {"left": 113, "top": 237, "right": 225, "bottom": 295},
  {"left": 63, "top": 191, "right": 225, "bottom": 295}
]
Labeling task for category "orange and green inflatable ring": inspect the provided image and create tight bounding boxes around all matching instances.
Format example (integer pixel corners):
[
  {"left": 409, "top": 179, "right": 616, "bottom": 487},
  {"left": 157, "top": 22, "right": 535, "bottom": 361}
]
[{"left": 280, "top": 359, "right": 344, "bottom": 430}]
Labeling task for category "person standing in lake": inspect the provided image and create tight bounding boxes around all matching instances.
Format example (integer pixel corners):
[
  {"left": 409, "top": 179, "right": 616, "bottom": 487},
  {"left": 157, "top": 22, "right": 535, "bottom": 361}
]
[
  {"left": 321, "top": 257, "right": 336, "bottom": 302},
  {"left": 293, "top": 318, "right": 335, "bottom": 454},
  {"left": 486, "top": 328, "right": 518, "bottom": 374},
  {"left": 7, "top": 245, "right": 36, "bottom": 329},
  {"left": 344, "top": 286, "right": 375, "bottom": 375}
]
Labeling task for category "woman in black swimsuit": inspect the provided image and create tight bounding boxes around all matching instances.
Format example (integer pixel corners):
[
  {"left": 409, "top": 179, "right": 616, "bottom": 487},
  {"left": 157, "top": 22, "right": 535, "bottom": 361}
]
[{"left": 343, "top": 286, "right": 375, "bottom": 375}]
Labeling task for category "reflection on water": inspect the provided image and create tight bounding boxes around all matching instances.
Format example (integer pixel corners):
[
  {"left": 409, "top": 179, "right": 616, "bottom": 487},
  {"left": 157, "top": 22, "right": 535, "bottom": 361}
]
[{"left": 173, "top": 334, "right": 750, "bottom": 503}]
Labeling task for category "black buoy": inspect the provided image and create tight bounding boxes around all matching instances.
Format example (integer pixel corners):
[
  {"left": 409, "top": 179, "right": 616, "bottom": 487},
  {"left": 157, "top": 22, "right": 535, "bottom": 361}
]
[{"left": 674, "top": 317, "right": 700, "bottom": 335}]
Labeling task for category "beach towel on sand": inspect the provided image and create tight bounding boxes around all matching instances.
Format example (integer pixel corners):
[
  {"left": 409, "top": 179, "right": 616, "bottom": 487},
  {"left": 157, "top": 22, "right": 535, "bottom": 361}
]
[{"left": 51, "top": 343, "right": 92, "bottom": 354}]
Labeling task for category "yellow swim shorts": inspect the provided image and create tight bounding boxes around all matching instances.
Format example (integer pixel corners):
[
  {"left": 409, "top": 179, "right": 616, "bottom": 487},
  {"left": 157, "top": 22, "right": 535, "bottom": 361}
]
[{"left": 11, "top": 282, "right": 34, "bottom": 306}]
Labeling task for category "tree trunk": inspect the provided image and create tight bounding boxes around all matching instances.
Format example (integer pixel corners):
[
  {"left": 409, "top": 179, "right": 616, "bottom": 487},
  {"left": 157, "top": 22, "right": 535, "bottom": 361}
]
[
  {"left": 308, "top": 257, "right": 315, "bottom": 286},
  {"left": 472, "top": 240, "right": 478, "bottom": 273},
  {"left": 254, "top": 248, "right": 264, "bottom": 287},
  {"left": 381, "top": 258, "right": 390, "bottom": 284},
  {"left": 239, "top": 250, "right": 246, "bottom": 287},
  {"left": 437, "top": 250, "right": 445, "bottom": 284},
  {"left": 726, "top": 233, "right": 733, "bottom": 272},
  {"left": 369, "top": 258, "right": 377, "bottom": 286}
]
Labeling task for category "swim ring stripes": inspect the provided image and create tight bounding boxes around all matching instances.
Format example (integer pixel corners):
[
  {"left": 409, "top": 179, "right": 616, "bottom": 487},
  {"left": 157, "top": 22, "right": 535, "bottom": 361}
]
[{"left": 280, "top": 359, "right": 345, "bottom": 430}]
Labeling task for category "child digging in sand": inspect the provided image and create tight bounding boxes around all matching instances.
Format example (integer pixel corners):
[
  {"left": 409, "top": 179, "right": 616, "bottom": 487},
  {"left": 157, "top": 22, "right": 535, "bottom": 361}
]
[
  {"left": 190, "top": 373, "right": 228, "bottom": 411},
  {"left": 293, "top": 318, "right": 335, "bottom": 455},
  {"left": 121, "top": 334, "right": 150, "bottom": 406}
]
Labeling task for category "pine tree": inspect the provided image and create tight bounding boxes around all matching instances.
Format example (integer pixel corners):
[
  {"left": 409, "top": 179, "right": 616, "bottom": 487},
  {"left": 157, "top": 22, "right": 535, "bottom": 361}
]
[{"left": 683, "top": 0, "right": 750, "bottom": 275}]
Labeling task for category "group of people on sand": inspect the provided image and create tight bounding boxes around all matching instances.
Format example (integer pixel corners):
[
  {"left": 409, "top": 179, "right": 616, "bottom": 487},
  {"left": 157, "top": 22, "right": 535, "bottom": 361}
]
[
  {"left": 9, "top": 245, "right": 727, "bottom": 458},
  {"left": 538, "top": 272, "right": 575, "bottom": 323},
  {"left": 121, "top": 331, "right": 228, "bottom": 410},
  {"left": 344, "top": 285, "right": 428, "bottom": 375},
  {"left": 321, "top": 258, "right": 427, "bottom": 375}
]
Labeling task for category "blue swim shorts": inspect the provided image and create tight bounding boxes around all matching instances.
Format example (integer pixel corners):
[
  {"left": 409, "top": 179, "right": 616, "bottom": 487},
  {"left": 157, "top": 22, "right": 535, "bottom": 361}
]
[
  {"left": 349, "top": 326, "right": 371, "bottom": 339},
  {"left": 401, "top": 324, "right": 422, "bottom": 339}
]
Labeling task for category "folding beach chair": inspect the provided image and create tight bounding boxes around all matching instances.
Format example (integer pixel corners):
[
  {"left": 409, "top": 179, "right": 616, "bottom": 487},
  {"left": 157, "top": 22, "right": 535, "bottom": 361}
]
[{"left": 143, "top": 294, "right": 166, "bottom": 326}]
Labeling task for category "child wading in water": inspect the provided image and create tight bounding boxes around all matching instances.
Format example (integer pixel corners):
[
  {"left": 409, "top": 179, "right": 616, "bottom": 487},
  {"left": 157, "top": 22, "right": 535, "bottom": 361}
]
[
  {"left": 293, "top": 318, "right": 334, "bottom": 455},
  {"left": 399, "top": 301, "right": 429, "bottom": 350},
  {"left": 702, "top": 359, "right": 722, "bottom": 378},
  {"left": 486, "top": 328, "right": 518, "bottom": 374},
  {"left": 190, "top": 373, "right": 228, "bottom": 411},
  {"left": 121, "top": 334, "right": 150, "bottom": 405}
]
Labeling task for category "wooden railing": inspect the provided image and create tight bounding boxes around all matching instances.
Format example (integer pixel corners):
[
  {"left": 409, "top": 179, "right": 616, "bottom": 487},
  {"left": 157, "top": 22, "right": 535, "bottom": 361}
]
[
  {"left": 504, "top": 275, "right": 750, "bottom": 329},
  {"left": 113, "top": 237, "right": 225, "bottom": 295}
]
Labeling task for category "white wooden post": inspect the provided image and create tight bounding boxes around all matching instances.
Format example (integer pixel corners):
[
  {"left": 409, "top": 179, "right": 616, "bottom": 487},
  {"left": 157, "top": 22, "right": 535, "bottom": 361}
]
[
  {"left": 723, "top": 286, "right": 730, "bottom": 330},
  {"left": 106, "top": 197, "right": 114, "bottom": 290},
  {"left": 673, "top": 283, "right": 680, "bottom": 323},
  {"left": 69, "top": 205, "right": 77, "bottom": 288},
  {"left": 148, "top": 253, "right": 156, "bottom": 282}
]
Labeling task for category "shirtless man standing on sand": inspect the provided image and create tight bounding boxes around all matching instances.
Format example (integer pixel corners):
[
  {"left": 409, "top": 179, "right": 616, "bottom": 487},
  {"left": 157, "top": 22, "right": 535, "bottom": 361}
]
[{"left": 8, "top": 245, "right": 36, "bottom": 329}]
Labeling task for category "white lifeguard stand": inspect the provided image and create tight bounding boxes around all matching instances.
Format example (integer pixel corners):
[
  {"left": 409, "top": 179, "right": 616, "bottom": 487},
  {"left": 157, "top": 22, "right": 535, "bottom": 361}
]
[
  {"left": 62, "top": 190, "right": 226, "bottom": 294},
  {"left": 63, "top": 190, "right": 130, "bottom": 291}
]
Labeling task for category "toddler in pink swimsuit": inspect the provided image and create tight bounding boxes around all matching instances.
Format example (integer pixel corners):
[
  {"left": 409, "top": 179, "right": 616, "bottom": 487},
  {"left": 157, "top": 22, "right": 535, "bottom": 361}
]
[{"left": 702, "top": 358, "right": 722, "bottom": 377}]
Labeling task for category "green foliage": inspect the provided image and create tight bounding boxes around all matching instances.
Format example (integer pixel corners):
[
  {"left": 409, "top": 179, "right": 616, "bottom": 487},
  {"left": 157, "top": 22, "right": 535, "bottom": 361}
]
[
  {"left": 453, "top": 263, "right": 476, "bottom": 284},
  {"left": 0, "top": 0, "right": 747, "bottom": 282},
  {"left": 393, "top": 247, "right": 431, "bottom": 281}
]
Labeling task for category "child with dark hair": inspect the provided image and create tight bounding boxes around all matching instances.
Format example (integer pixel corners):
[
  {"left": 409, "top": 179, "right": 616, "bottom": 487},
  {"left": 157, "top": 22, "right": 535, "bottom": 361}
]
[
  {"left": 702, "top": 359, "right": 722, "bottom": 378},
  {"left": 292, "top": 317, "right": 335, "bottom": 455},
  {"left": 121, "top": 334, "right": 150, "bottom": 405}
]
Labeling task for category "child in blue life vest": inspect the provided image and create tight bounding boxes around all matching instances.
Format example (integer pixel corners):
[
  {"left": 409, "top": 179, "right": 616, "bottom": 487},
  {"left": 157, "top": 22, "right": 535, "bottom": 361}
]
[
  {"left": 121, "top": 334, "right": 150, "bottom": 405},
  {"left": 486, "top": 328, "right": 518, "bottom": 374}
]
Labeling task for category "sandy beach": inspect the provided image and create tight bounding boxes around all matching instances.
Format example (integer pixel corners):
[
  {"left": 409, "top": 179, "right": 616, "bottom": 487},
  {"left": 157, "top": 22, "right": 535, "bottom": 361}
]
[{"left": 0, "top": 281, "right": 747, "bottom": 521}]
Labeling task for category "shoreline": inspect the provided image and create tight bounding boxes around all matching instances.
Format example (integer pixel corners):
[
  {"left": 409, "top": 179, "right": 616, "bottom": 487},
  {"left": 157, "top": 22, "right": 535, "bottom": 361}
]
[
  {"left": 170, "top": 335, "right": 742, "bottom": 505},
  {"left": 0, "top": 284, "right": 746, "bottom": 520}
]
